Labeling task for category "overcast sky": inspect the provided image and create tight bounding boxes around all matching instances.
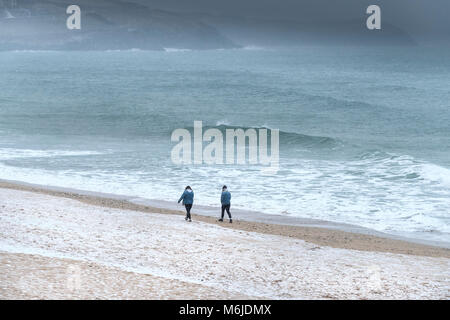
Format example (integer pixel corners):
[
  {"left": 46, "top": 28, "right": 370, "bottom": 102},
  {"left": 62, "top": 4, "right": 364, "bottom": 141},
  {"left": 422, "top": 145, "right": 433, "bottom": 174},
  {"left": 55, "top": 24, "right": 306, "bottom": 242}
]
[
  {"left": 132, "top": 0, "right": 450, "bottom": 42},
  {"left": 3, "top": 0, "right": 447, "bottom": 45}
]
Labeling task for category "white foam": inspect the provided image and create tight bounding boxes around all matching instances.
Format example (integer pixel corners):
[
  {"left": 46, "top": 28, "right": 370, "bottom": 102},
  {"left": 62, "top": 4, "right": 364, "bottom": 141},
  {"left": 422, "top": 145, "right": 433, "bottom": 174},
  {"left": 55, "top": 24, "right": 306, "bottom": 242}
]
[
  {"left": 420, "top": 163, "right": 450, "bottom": 188},
  {"left": 215, "top": 120, "right": 231, "bottom": 126},
  {"left": 163, "top": 48, "right": 192, "bottom": 53},
  {"left": 9, "top": 50, "right": 58, "bottom": 53},
  {"left": 242, "top": 45, "right": 265, "bottom": 51},
  {"left": 0, "top": 148, "right": 104, "bottom": 160},
  {"left": 0, "top": 148, "right": 449, "bottom": 243}
]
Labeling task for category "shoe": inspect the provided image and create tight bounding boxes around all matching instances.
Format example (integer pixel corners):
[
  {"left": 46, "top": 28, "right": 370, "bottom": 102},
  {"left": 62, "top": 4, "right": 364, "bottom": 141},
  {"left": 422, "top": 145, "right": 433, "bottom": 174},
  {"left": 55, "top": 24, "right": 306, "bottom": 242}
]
[
  {"left": 218, "top": 219, "right": 223, "bottom": 222},
  {"left": 185, "top": 217, "right": 188, "bottom": 221},
  {"left": 188, "top": 219, "right": 192, "bottom": 222},
  {"left": 229, "top": 219, "right": 233, "bottom": 223}
]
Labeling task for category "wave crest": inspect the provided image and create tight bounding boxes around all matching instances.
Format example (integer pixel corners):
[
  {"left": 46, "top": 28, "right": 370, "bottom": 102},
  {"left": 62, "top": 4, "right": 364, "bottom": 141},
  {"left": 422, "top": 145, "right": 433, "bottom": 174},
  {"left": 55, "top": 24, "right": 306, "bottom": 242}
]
[{"left": 182, "top": 123, "right": 339, "bottom": 149}]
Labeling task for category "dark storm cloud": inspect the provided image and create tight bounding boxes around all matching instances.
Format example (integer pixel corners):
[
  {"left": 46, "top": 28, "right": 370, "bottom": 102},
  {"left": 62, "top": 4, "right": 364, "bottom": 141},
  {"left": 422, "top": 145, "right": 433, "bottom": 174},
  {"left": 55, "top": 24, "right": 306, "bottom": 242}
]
[
  {"left": 0, "top": 0, "right": 448, "bottom": 50},
  {"left": 133, "top": 0, "right": 450, "bottom": 43}
]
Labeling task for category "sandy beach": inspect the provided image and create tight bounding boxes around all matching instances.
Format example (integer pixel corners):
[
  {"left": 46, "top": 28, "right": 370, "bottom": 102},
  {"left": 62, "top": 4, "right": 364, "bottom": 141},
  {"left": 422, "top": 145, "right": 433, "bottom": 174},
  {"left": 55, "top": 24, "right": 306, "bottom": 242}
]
[{"left": 0, "top": 181, "right": 449, "bottom": 299}]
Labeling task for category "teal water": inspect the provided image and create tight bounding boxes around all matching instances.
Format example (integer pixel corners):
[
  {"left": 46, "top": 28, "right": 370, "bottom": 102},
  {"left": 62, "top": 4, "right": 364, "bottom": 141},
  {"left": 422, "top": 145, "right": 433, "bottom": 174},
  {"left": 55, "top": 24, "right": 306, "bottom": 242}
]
[{"left": 0, "top": 47, "right": 449, "bottom": 243}]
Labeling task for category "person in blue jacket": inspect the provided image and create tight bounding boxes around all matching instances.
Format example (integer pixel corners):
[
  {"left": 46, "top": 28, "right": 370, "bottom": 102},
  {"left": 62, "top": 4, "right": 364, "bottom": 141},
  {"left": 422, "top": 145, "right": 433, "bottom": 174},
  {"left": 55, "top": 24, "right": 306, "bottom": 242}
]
[
  {"left": 178, "top": 186, "right": 194, "bottom": 222},
  {"left": 219, "top": 185, "right": 232, "bottom": 223}
]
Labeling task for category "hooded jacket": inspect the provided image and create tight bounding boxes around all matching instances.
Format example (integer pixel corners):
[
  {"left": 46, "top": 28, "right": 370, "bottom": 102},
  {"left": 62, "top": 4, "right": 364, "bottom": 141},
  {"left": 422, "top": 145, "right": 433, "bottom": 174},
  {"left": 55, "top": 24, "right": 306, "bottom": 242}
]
[
  {"left": 178, "top": 190, "right": 194, "bottom": 205},
  {"left": 221, "top": 190, "right": 231, "bottom": 205}
]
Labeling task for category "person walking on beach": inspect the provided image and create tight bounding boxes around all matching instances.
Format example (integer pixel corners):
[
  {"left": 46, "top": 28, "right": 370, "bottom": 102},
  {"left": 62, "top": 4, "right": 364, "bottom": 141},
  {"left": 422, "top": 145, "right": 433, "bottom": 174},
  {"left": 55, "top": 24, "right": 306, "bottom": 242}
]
[
  {"left": 178, "top": 186, "right": 194, "bottom": 222},
  {"left": 219, "top": 185, "right": 232, "bottom": 223}
]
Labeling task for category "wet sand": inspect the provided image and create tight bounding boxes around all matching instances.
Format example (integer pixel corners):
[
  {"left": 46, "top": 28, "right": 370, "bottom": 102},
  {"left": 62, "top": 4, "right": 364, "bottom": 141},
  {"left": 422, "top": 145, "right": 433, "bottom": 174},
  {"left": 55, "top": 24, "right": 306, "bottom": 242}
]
[
  {"left": 0, "top": 180, "right": 449, "bottom": 258},
  {"left": 0, "top": 184, "right": 449, "bottom": 299}
]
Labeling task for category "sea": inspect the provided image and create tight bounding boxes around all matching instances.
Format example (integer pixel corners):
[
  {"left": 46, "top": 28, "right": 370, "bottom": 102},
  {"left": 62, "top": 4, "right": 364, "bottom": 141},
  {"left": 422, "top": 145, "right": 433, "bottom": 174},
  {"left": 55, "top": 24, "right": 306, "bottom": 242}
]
[{"left": 0, "top": 46, "right": 449, "bottom": 244}]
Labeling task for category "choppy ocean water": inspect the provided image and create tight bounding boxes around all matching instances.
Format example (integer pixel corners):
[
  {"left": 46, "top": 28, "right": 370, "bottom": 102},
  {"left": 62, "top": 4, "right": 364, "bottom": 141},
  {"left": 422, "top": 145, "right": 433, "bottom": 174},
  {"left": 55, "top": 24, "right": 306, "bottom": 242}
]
[{"left": 0, "top": 46, "right": 449, "bottom": 243}]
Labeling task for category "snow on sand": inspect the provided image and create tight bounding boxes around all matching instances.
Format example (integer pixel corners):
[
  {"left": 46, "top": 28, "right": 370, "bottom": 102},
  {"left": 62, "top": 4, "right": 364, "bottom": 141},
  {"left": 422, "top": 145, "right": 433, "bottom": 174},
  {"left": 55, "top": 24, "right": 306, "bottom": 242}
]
[{"left": 0, "top": 188, "right": 449, "bottom": 299}]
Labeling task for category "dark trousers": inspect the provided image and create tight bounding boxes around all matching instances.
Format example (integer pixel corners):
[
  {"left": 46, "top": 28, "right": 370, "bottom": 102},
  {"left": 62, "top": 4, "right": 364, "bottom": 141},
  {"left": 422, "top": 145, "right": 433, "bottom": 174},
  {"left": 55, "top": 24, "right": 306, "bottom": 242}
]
[
  {"left": 221, "top": 204, "right": 231, "bottom": 219},
  {"left": 185, "top": 204, "right": 192, "bottom": 219}
]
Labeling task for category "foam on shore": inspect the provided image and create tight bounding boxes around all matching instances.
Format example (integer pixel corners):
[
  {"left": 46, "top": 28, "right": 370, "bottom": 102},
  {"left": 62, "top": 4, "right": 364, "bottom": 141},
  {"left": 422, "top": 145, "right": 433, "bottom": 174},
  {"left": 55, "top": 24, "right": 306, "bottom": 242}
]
[
  {"left": 0, "top": 178, "right": 448, "bottom": 249},
  {"left": 1, "top": 186, "right": 449, "bottom": 299}
]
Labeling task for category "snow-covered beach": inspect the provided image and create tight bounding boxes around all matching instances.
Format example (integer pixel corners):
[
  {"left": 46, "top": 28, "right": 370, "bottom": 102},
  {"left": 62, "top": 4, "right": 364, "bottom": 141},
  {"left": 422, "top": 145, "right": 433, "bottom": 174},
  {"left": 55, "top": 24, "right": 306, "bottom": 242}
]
[{"left": 0, "top": 185, "right": 449, "bottom": 299}]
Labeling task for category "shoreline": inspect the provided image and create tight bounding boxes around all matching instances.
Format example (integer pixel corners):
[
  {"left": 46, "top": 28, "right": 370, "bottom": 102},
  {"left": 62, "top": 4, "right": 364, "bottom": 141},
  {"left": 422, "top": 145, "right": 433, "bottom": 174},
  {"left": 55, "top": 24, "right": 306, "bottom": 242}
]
[
  {"left": 1, "top": 179, "right": 449, "bottom": 258},
  {"left": 1, "top": 183, "right": 449, "bottom": 299}
]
